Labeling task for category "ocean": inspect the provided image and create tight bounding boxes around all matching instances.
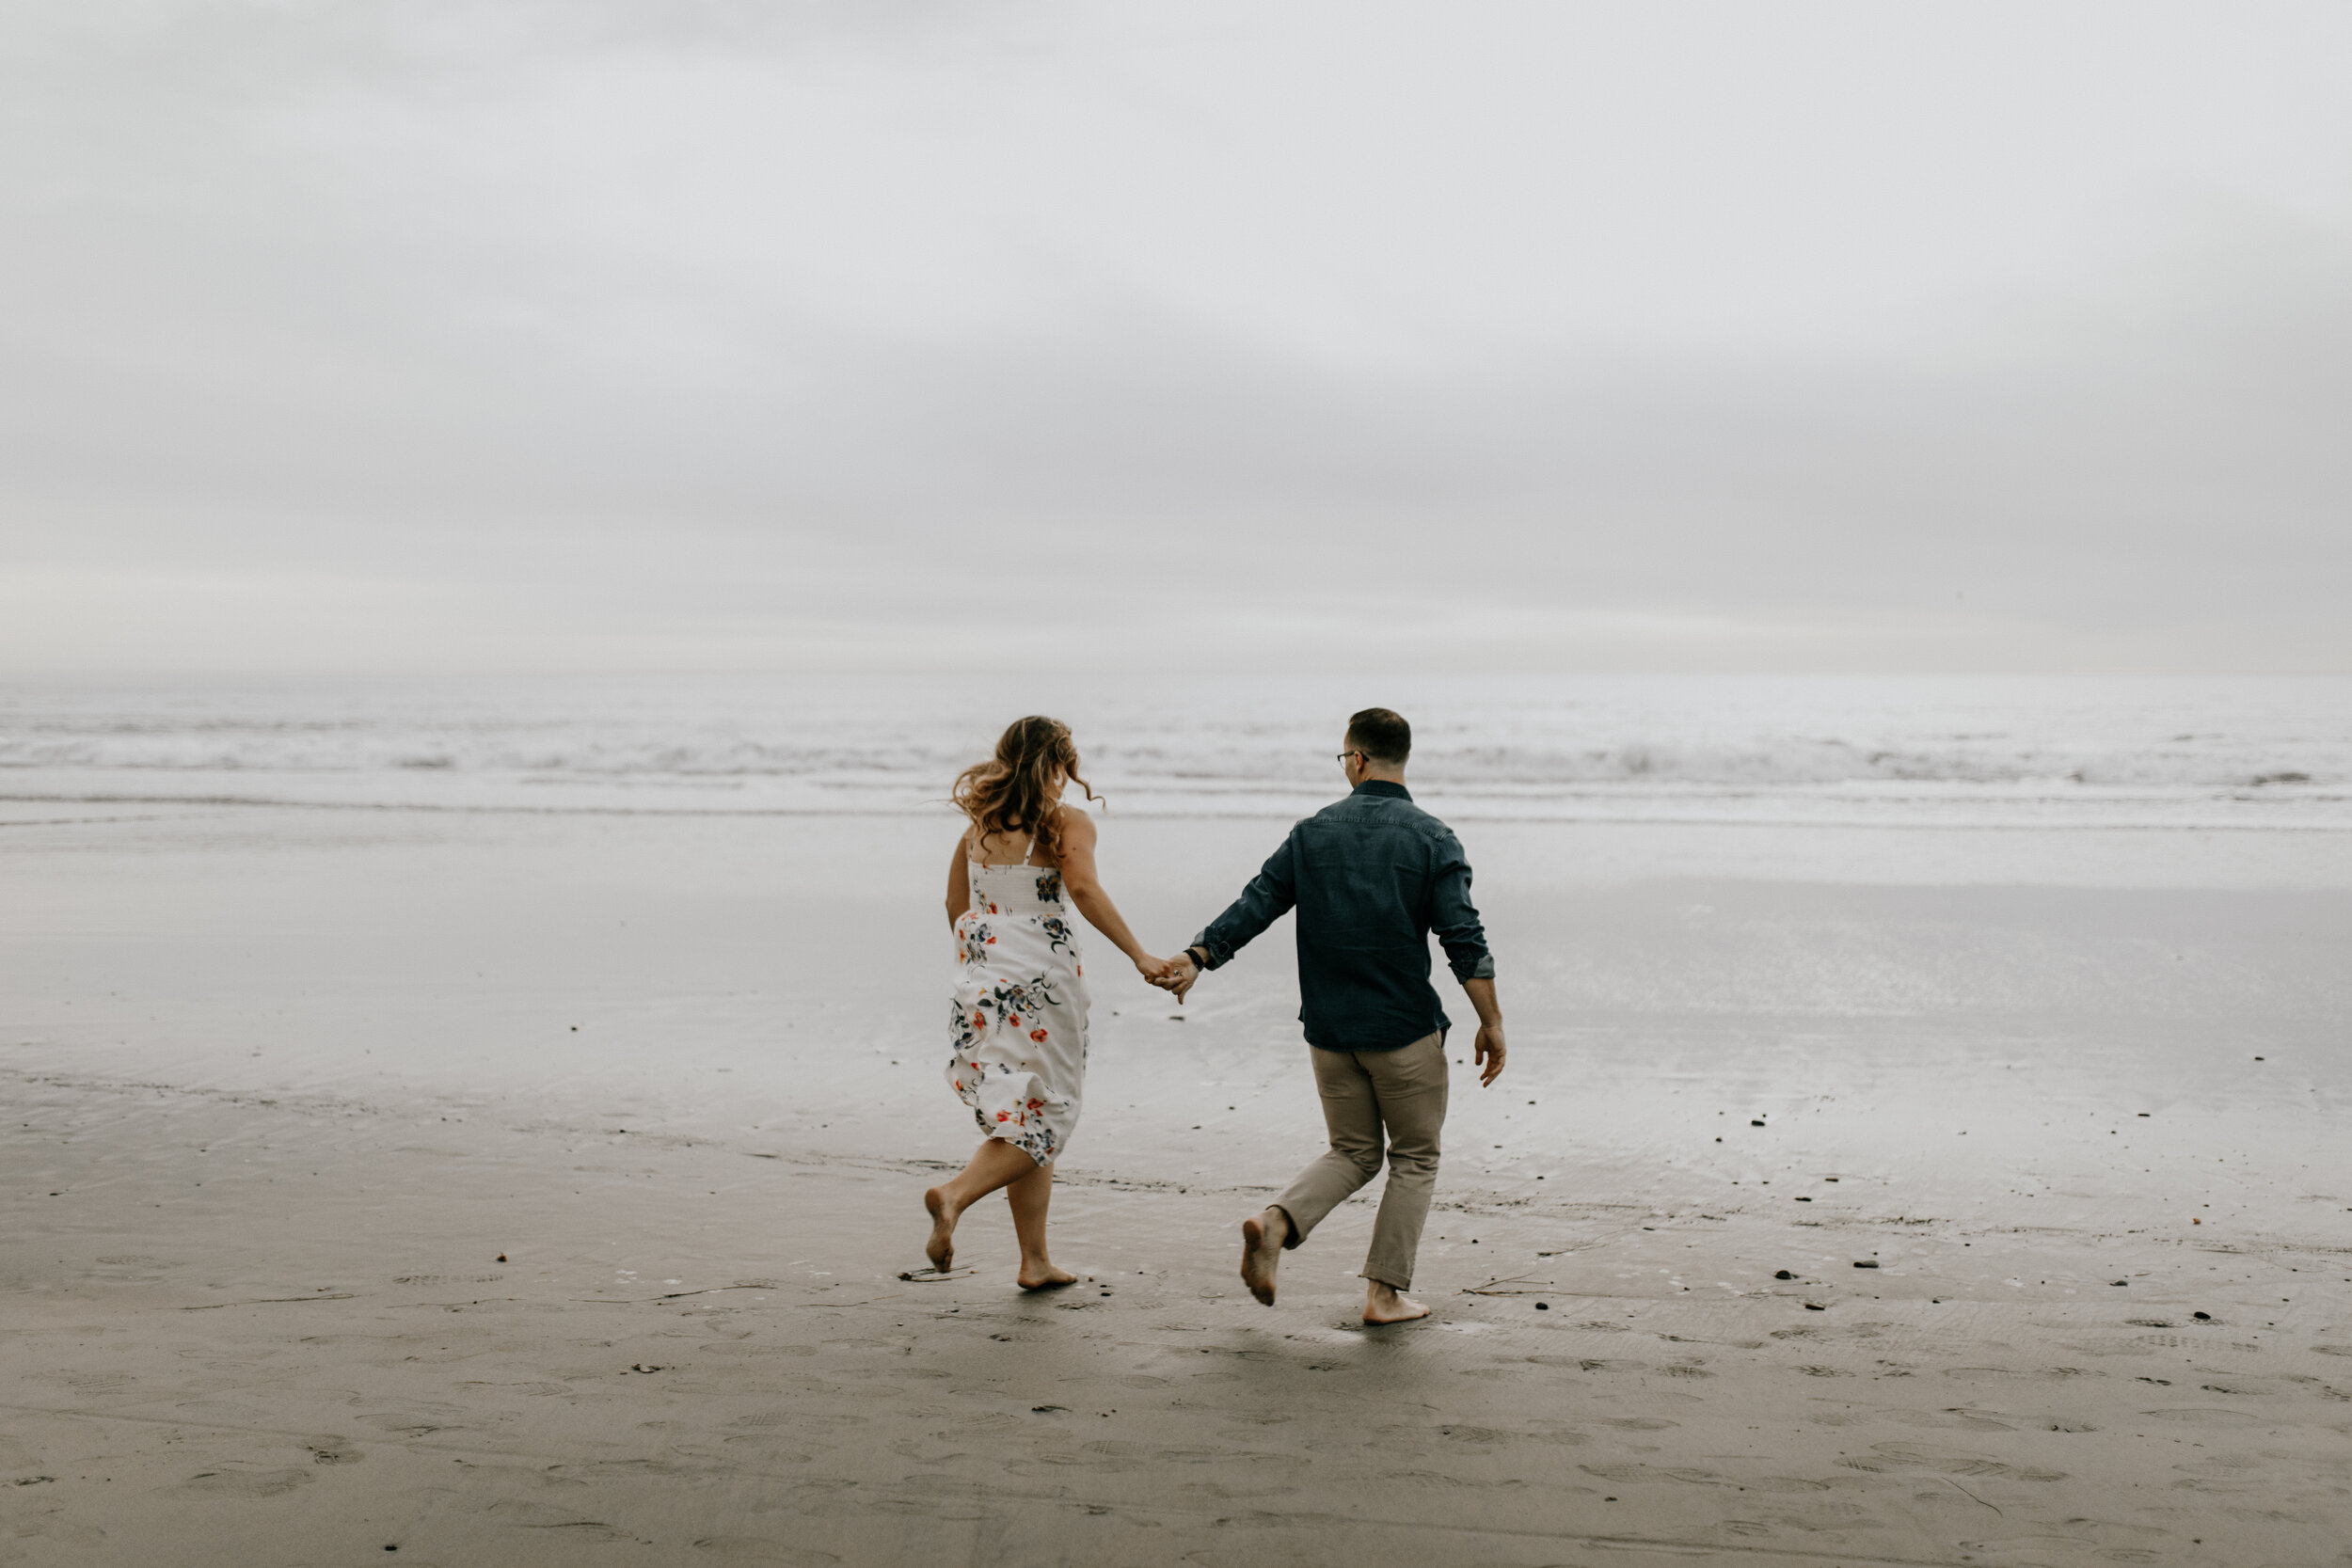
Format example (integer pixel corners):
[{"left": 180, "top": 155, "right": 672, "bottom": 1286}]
[{"left": 3, "top": 672, "right": 2344, "bottom": 833}]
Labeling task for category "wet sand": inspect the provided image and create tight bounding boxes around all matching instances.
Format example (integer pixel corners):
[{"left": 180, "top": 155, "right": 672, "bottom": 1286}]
[{"left": 4, "top": 803, "right": 2350, "bottom": 1565}]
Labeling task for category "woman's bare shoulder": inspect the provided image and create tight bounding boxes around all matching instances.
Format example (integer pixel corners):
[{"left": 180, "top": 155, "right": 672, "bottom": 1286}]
[{"left": 1052, "top": 802, "right": 1096, "bottom": 845}]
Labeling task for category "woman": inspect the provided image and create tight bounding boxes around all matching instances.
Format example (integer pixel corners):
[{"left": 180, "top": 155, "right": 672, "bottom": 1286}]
[{"left": 925, "top": 716, "right": 1170, "bottom": 1288}]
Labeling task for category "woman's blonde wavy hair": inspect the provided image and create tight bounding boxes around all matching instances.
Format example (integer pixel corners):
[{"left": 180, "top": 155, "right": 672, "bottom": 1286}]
[{"left": 952, "top": 716, "right": 1098, "bottom": 859}]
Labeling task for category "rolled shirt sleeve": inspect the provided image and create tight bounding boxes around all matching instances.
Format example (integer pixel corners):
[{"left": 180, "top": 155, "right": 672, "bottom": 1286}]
[{"left": 1429, "top": 831, "right": 1495, "bottom": 981}]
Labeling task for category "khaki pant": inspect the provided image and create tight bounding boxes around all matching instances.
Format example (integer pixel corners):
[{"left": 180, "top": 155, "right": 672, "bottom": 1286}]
[{"left": 1271, "top": 1030, "right": 1448, "bottom": 1291}]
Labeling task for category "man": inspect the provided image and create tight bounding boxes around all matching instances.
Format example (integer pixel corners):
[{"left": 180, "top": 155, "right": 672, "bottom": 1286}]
[{"left": 1159, "top": 707, "right": 1503, "bottom": 1324}]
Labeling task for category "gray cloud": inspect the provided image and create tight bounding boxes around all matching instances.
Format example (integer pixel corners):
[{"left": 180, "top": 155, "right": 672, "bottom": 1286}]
[{"left": 3, "top": 2, "right": 2348, "bottom": 671}]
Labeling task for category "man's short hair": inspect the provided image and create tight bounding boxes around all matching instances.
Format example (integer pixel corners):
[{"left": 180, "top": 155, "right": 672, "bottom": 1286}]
[{"left": 1346, "top": 707, "right": 1411, "bottom": 765}]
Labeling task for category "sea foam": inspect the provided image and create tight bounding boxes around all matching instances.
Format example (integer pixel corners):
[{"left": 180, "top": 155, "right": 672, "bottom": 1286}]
[{"left": 1, "top": 673, "right": 2344, "bottom": 830}]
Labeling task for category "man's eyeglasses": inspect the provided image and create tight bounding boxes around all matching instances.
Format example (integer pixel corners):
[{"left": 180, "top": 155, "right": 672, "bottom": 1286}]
[{"left": 1334, "top": 751, "right": 1363, "bottom": 764}]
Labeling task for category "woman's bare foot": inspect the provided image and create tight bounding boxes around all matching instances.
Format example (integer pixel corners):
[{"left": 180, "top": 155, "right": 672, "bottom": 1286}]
[
  {"left": 1017, "top": 1264, "right": 1077, "bottom": 1291},
  {"left": 1240, "top": 1209, "right": 1289, "bottom": 1306},
  {"left": 923, "top": 1185, "right": 960, "bottom": 1272},
  {"left": 1362, "top": 1282, "right": 1429, "bottom": 1324}
]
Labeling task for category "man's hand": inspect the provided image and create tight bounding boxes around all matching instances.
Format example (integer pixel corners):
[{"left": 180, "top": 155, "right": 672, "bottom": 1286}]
[
  {"left": 1460, "top": 976, "right": 1504, "bottom": 1085},
  {"left": 1473, "top": 1022, "right": 1506, "bottom": 1086}
]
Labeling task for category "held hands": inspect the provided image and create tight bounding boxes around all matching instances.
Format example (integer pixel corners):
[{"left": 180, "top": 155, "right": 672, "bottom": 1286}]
[
  {"left": 1129, "top": 949, "right": 1195, "bottom": 987},
  {"left": 1131, "top": 945, "right": 1202, "bottom": 1001},
  {"left": 1147, "top": 951, "right": 1200, "bottom": 1003}
]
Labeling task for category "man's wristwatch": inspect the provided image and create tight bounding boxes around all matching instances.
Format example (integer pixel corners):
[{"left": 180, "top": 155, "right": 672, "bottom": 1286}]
[{"left": 1186, "top": 946, "right": 1211, "bottom": 971}]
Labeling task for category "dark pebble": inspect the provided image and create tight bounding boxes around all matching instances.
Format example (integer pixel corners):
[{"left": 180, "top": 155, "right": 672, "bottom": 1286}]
[
  {"left": 496, "top": 1253, "right": 506, "bottom": 1263},
  {"left": 1804, "top": 1302, "right": 1826, "bottom": 1311},
  {"left": 1535, "top": 1302, "right": 1549, "bottom": 1310},
  {"left": 1853, "top": 1260, "right": 1879, "bottom": 1269},
  {"left": 1794, "top": 1196, "right": 1811, "bottom": 1202},
  {"left": 2193, "top": 1311, "right": 2212, "bottom": 1321},
  {"left": 2110, "top": 1279, "right": 2128, "bottom": 1286},
  {"left": 1750, "top": 1118, "right": 1766, "bottom": 1126},
  {"left": 1774, "top": 1270, "right": 1795, "bottom": 1280}
]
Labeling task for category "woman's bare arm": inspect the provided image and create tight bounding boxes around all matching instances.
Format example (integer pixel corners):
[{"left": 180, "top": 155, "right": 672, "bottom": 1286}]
[
  {"left": 945, "top": 831, "right": 972, "bottom": 927},
  {"left": 1052, "top": 809, "right": 1166, "bottom": 978}
]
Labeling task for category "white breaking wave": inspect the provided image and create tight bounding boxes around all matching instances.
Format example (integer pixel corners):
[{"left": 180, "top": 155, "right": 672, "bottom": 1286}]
[{"left": 0, "top": 673, "right": 2344, "bottom": 828}]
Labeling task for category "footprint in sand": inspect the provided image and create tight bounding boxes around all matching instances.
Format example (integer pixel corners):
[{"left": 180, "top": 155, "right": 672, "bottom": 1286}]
[
  {"left": 358, "top": 1409, "right": 467, "bottom": 1437},
  {"left": 479, "top": 1498, "right": 633, "bottom": 1539},
  {"left": 2195, "top": 1376, "right": 2278, "bottom": 1396},
  {"left": 42, "top": 1370, "right": 136, "bottom": 1395},
  {"left": 1581, "top": 1461, "right": 1767, "bottom": 1488},
  {"left": 165, "top": 1466, "right": 315, "bottom": 1499},
  {"left": 1886, "top": 1408, "right": 2016, "bottom": 1432},
  {"left": 1941, "top": 1365, "right": 2098, "bottom": 1383},
  {"left": 1432, "top": 1424, "right": 1512, "bottom": 1445},
  {"left": 718, "top": 1435, "right": 816, "bottom": 1461},
  {"left": 1838, "top": 1442, "right": 2065, "bottom": 1481},
  {"left": 690, "top": 1538, "right": 841, "bottom": 1566}
]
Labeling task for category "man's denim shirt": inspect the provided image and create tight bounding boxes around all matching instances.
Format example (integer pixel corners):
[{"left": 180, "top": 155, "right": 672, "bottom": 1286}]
[{"left": 1192, "top": 780, "right": 1494, "bottom": 1052}]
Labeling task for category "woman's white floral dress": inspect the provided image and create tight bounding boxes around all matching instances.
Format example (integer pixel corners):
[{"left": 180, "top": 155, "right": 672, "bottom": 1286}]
[{"left": 949, "top": 846, "right": 1089, "bottom": 1166}]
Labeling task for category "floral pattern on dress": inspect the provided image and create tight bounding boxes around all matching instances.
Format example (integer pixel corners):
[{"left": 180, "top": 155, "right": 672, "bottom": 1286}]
[{"left": 947, "top": 857, "right": 1089, "bottom": 1167}]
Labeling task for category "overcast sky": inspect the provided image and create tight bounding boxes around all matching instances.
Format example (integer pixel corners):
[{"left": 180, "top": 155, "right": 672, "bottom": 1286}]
[{"left": 3, "top": 1, "right": 2348, "bottom": 673}]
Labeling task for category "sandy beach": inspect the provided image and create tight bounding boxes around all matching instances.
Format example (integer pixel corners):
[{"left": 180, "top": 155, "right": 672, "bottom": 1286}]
[
  {"left": 9, "top": 0, "right": 2352, "bottom": 1554},
  {"left": 5, "top": 800, "right": 2350, "bottom": 1566}
]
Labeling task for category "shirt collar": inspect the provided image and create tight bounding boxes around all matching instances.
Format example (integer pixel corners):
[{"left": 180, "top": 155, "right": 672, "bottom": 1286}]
[{"left": 1352, "top": 779, "right": 1411, "bottom": 800}]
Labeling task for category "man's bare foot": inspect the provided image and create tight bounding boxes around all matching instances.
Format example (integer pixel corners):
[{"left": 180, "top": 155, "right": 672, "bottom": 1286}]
[
  {"left": 1362, "top": 1283, "right": 1430, "bottom": 1324},
  {"left": 1240, "top": 1209, "right": 1288, "bottom": 1306},
  {"left": 1017, "top": 1264, "right": 1078, "bottom": 1291},
  {"left": 923, "top": 1185, "right": 960, "bottom": 1272}
]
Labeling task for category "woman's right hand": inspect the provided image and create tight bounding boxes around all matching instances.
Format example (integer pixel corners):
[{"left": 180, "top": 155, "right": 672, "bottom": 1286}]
[{"left": 1133, "top": 953, "right": 1174, "bottom": 985}]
